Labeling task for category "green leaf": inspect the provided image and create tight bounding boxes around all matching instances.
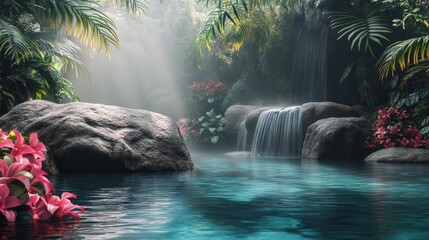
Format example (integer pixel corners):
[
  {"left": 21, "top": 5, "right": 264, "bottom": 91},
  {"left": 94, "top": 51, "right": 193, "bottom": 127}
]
[
  {"left": 32, "top": 182, "right": 46, "bottom": 195},
  {"left": 242, "top": 0, "right": 248, "bottom": 12},
  {"left": 16, "top": 171, "right": 33, "bottom": 180},
  {"left": 211, "top": 136, "right": 220, "bottom": 143},
  {"left": 421, "top": 116, "right": 429, "bottom": 127},
  {"left": 421, "top": 126, "right": 429, "bottom": 135},
  {"left": 18, "top": 192, "right": 30, "bottom": 204},
  {"left": 329, "top": 2, "right": 391, "bottom": 57},
  {"left": 340, "top": 61, "right": 356, "bottom": 83},
  {"left": 3, "top": 154, "right": 14, "bottom": 166},
  {"left": 8, "top": 181, "right": 27, "bottom": 198},
  {"left": 209, "top": 128, "right": 216, "bottom": 134},
  {"left": 208, "top": 97, "right": 215, "bottom": 103},
  {"left": 405, "top": 93, "right": 420, "bottom": 106},
  {"left": 206, "top": 109, "right": 216, "bottom": 118}
]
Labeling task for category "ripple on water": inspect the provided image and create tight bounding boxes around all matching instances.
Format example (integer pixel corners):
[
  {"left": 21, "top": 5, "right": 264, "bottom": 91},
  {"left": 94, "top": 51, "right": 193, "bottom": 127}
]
[{"left": 2, "top": 155, "right": 429, "bottom": 239}]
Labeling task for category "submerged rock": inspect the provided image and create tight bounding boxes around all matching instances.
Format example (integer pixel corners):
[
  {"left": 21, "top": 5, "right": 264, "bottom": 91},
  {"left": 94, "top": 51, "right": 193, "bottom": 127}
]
[
  {"left": 224, "top": 151, "right": 252, "bottom": 158},
  {"left": 0, "top": 100, "right": 193, "bottom": 173},
  {"left": 365, "top": 148, "right": 429, "bottom": 163},
  {"left": 302, "top": 117, "right": 371, "bottom": 160}
]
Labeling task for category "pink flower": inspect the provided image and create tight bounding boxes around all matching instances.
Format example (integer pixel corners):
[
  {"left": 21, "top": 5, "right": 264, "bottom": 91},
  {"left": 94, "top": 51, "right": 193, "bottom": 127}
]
[
  {"left": 0, "top": 184, "right": 22, "bottom": 222},
  {"left": 29, "top": 192, "right": 84, "bottom": 220},
  {"left": 389, "top": 124, "right": 401, "bottom": 134},
  {"left": 400, "top": 137, "right": 409, "bottom": 147},
  {"left": 378, "top": 108, "right": 390, "bottom": 119},
  {"left": 29, "top": 133, "right": 47, "bottom": 160},
  {"left": 367, "top": 107, "right": 429, "bottom": 150},
  {"left": 10, "top": 130, "right": 36, "bottom": 165},
  {"left": 383, "top": 138, "right": 396, "bottom": 148},
  {"left": 28, "top": 166, "right": 54, "bottom": 195},
  {"left": 0, "top": 161, "right": 31, "bottom": 190},
  {"left": 0, "top": 130, "right": 8, "bottom": 141}
]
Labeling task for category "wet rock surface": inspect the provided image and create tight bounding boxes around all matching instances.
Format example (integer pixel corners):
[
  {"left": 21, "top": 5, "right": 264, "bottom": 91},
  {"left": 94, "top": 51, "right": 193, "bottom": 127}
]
[
  {"left": 0, "top": 100, "right": 193, "bottom": 173},
  {"left": 302, "top": 117, "right": 372, "bottom": 160},
  {"left": 365, "top": 147, "right": 429, "bottom": 163}
]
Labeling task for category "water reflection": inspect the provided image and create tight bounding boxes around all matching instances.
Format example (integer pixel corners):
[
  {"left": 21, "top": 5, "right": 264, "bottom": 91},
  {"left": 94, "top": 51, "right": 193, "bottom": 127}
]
[{"left": 2, "top": 156, "right": 429, "bottom": 239}]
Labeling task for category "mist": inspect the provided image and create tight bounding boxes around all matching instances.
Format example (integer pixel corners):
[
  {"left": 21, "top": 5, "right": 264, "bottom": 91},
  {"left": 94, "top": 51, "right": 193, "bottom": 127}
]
[{"left": 73, "top": 0, "right": 204, "bottom": 119}]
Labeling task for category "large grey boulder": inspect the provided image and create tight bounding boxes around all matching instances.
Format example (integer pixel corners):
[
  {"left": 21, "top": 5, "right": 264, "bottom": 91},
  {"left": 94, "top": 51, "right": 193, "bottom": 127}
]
[
  {"left": 365, "top": 148, "right": 429, "bottom": 163},
  {"left": 300, "top": 102, "right": 360, "bottom": 136},
  {"left": 302, "top": 117, "right": 371, "bottom": 160},
  {"left": 0, "top": 100, "right": 193, "bottom": 173}
]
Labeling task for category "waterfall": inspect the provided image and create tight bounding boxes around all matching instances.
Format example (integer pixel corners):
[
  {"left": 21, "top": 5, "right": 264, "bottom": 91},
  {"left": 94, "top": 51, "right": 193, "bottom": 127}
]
[
  {"left": 237, "top": 121, "right": 248, "bottom": 151},
  {"left": 251, "top": 106, "right": 302, "bottom": 157},
  {"left": 290, "top": 25, "right": 329, "bottom": 103}
]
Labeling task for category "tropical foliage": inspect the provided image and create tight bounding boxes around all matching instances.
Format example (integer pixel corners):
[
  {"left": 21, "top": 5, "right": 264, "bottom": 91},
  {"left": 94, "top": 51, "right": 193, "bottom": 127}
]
[
  {"left": 178, "top": 109, "right": 226, "bottom": 144},
  {"left": 195, "top": 0, "right": 292, "bottom": 57},
  {"left": 328, "top": 2, "right": 392, "bottom": 57},
  {"left": 376, "top": 0, "right": 429, "bottom": 78},
  {"left": 178, "top": 79, "right": 227, "bottom": 144},
  {"left": 0, "top": 0, "right": 148, "bottom": 115}
]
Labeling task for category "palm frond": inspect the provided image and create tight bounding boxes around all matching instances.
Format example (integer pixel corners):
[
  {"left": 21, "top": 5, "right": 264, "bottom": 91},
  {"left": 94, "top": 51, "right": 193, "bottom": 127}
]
[
  {"left": 36, "top": 0, "right": 119, "bottom": 55},
  {"left": 398, "top": 60, "right": 429, "bottom": 88},
  {"left": 0, "top": 20, "right": 37, "bottom": 62},
  {"left": 199, "top": 0, "right": 289, "bottom": 12},
  {"left": 329, "top": 2, "right": 392, "bottom": 57},
  {"left": 195, "top": 2, "right": 276, "bottom": 57},
  {"left": 114, "top": 0, "right": 148, "bottom": 15},
  {"left": 223, "top": 10, "right": 275, "bottom": 51},
  {"left": 378, "top": 36, "right": 429, "bottom": 79}
]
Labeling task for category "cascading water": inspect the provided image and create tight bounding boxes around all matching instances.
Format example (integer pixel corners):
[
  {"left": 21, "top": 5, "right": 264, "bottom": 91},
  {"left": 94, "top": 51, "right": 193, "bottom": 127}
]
[
  {"left": 237, "top": 121, "right": 248, "bottom": 151},
  {"left": 289, "top": 25, "right": 329, "bottom": 103},
  {"left": 251, "top": 106, "right": 302, "bottom": 157}
]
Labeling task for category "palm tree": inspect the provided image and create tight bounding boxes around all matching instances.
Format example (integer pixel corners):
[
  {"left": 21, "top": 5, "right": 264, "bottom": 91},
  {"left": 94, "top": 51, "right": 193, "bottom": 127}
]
[
  {"left": 195, "top": 0, "right": 292, "bottom": 56},
  {"left": 0, "top": 0, "right": 148, "bottom": 114}
]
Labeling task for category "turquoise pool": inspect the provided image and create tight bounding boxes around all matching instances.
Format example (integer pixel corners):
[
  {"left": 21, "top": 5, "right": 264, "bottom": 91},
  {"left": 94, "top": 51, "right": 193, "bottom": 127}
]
[{"left": 2, "top": 154, "right": 429, "bottom": 239}]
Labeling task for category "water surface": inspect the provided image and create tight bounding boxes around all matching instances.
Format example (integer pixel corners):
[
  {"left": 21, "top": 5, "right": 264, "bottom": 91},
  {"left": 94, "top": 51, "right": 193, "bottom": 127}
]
[{"left": 2, "top": 154, "right": 429, "bottom": 239}]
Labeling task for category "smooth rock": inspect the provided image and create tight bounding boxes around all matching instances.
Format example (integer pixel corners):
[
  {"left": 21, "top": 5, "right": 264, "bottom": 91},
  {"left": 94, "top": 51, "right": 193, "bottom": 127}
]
[
  {"left": 365, "top": 148, "right": 429, "bottom": 163},
  {"left": 225, "top": 105, "right": 261, "bottom": 148},
  {"left": 302, "top": 117, "right": 371, "bottom": 160},
  {"left": 0, "top": 100, "right": 193, "bottom": 173},
  {"left": 300, "top": 102, "right": 360, "bottom": 136},
  {"left": 244, "top": 107, "right": 272, "bottom": 133}
]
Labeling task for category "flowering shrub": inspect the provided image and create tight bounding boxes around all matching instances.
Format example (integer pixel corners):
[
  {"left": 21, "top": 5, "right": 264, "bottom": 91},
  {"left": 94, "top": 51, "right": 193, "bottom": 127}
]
[
  {"left": 177, "top": 109, "right": 226, "bottom": 144},
  {"left": 188, "top": 80, "right": 226, "bottom": 103},
  {"left": 0, "top": 129, "right": 84, "bottom": 222},
  {"left": 365, "top": 107, "right": 429, "bottom": 149},
  {"left": 177, "top": 118, "right": 200, "bottom": 142}
]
